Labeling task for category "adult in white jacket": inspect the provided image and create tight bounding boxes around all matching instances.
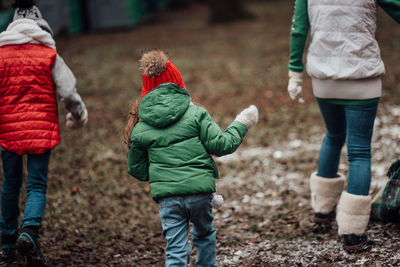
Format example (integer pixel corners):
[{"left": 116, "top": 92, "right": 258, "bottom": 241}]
[{"left": 288, "top": 0, "right": 400, "bottom": 253}]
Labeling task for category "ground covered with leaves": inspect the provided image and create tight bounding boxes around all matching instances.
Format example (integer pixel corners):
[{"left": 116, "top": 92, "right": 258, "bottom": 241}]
[{"left": 2, "top": 1, "right": 400, "bottom": 266}]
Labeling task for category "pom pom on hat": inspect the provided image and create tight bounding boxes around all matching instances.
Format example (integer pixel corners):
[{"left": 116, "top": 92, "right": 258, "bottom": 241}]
[
  {"left": 140, "top": 50, "right": 185, "bottom": 98},
  {"left": 140, "top": 50, "right": 168, "bottom": 78},
  {"left": 12, "top": 0, "right": 35, "bottom": 8}
]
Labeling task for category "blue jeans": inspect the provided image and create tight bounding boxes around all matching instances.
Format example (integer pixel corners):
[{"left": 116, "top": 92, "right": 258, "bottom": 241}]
[
  {"left": 0, "top": 150, "right": 50, "bottom": 236},
  {"left": 317, "top": 101, "right": 378, "bottom": 196},
  {"left": 158, "top": 193, "right": 217, "bottom": 267}
]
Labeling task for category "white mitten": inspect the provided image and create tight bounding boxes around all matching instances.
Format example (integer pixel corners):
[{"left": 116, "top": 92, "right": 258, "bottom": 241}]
[
  {"left": 288, "top": 70, "right": 304, "bottom": 103},
  {"left": 66, "top": 109, "right": 88, "bottom": 129},
  {"left": 212, "top": 193, "right": 224, "bottom": 209},
  {"left": 235, "top": 105, "right": 258, "bottom": 129}
]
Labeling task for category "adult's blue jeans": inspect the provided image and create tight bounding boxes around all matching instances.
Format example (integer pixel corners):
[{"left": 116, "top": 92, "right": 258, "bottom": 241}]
[
  {"left": 158, "top": 193, "right": 217, "bottom": 267},
  {"left": 317, "top": 101, "right": 378, "bottom": 196},
  {"left": 0, "top": 150, "right": 50, "bottom": 236}
]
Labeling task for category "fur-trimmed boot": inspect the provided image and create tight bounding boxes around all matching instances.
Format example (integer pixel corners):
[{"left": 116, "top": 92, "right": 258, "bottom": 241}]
[
  {"left": 336, "top": 191, "right": 371, "bottom": 253},
  {"left": 310, "top": 172, "right": 346, "bottom": 224}
]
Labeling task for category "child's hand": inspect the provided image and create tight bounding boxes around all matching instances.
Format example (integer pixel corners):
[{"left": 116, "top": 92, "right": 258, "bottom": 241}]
[
  {"left": 66, "top": 109, "right": 88, "bottom": 129},
  {"left": 235, "top": 105, "right": 258, "bottom": 129}
]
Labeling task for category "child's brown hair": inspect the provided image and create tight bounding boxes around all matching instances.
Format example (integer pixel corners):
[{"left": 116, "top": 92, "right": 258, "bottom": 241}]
[{"left": 123, "top": 98, "right": 141, "bottom": 149}]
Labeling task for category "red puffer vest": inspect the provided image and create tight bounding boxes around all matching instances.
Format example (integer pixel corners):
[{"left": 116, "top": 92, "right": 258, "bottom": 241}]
[{"left": 0, "top": 44, "right": 59, "bottom": 155}]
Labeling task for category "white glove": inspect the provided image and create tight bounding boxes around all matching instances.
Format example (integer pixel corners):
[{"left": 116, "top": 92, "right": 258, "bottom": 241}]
[
  {"left": 66, "top": 109, "right": 88, "bottom": 129},
  {"left": 288, "top": 70, "right": 304, "bottom": 103},
  {"left": 212, "top": 194, "right": 224, "bottom": 209},
  {"left": 235, "top": 105, "right": 258, "bottom": 129}
]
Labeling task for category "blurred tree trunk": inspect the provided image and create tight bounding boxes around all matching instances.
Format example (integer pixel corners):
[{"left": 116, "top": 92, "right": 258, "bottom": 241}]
[{"left": 208, "top": 0, "right": 255, "bottom": 23}]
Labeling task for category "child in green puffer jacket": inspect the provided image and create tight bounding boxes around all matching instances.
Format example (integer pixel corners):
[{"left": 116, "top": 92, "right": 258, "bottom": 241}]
[{"left": 124, "top": 50, "right": 258, "bottom": 266}]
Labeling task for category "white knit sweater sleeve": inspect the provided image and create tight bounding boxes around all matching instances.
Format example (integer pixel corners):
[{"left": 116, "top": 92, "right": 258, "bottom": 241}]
[{"left": 52, "top": 54, "right": 87, "bottom": 120}]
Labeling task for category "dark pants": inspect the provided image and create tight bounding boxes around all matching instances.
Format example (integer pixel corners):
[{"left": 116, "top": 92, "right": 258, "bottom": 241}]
[{"left": 0, "top": 150, "right": 50, "bottom": 236}]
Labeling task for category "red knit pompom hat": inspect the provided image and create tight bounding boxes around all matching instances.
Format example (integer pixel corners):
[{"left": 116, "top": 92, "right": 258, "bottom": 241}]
[{"left": 140, "top": 50, "right": 185, "bottom": 98}]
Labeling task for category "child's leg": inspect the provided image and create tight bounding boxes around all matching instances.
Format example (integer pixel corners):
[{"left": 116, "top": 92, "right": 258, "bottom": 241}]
[
  {"left": 0, "top": 151, "right": 23, "bottom": 237},
  {"left": 21, "top": 151, "right": 51, "bottom": 228},
  {"left": 17, "top": 151, "right": 50, "bottom": 266},
  {"left": 0, "top": 151, "right": 23, "bottom": 258},
  {"left": 188, "top": 194, "right": 217, "bottom": 267},
  {"left": 158, "top": 197, "right": 191, "bottom": 266}
]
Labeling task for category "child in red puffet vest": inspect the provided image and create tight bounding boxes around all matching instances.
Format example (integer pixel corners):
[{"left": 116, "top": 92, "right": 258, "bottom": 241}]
[{"left": 0, "top": 1, "right": 88, "bottom": 265}]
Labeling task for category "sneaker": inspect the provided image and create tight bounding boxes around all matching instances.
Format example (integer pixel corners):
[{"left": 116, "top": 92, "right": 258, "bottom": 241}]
[
  {"left": 16, "top": 227, "right": 46, "bottom": 267},
  {"left": 1, "top": 233, "right": 17, "bottom": 265},
  {"left": 343, "top": 234, "right": 368, "bottom": 253},
  {"left": 313, "top": 211, "right": 335, "bottom": 224}
]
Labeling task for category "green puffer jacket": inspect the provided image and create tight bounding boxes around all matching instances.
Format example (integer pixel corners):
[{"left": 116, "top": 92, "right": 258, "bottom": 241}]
[{"left": 128, "top": 83, "right": 248, "bottom": 200}]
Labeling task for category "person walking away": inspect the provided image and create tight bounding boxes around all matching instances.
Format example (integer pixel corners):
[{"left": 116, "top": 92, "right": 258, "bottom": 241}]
[
  {"left": 0, "top": 0, "right": 88, "bottom": 265},
  {"left": 287, "top": 0, "right": 400, "bottom": 253},
  {"left": 125, "top": 50, "right": 258, "bottom": 266}
]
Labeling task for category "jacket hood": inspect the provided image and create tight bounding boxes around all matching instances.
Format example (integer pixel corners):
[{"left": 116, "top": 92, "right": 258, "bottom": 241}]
[{"left": 139, "top": 83, "right": 190, "bottom": 128}]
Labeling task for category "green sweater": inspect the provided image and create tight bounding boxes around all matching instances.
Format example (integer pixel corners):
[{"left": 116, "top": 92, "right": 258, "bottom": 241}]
[
  {"left": 127, "top": 83, "right": 248, "bottom": 201},
  {"left": 288, "top": 0, "right": 400, "bottom": 105}
]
